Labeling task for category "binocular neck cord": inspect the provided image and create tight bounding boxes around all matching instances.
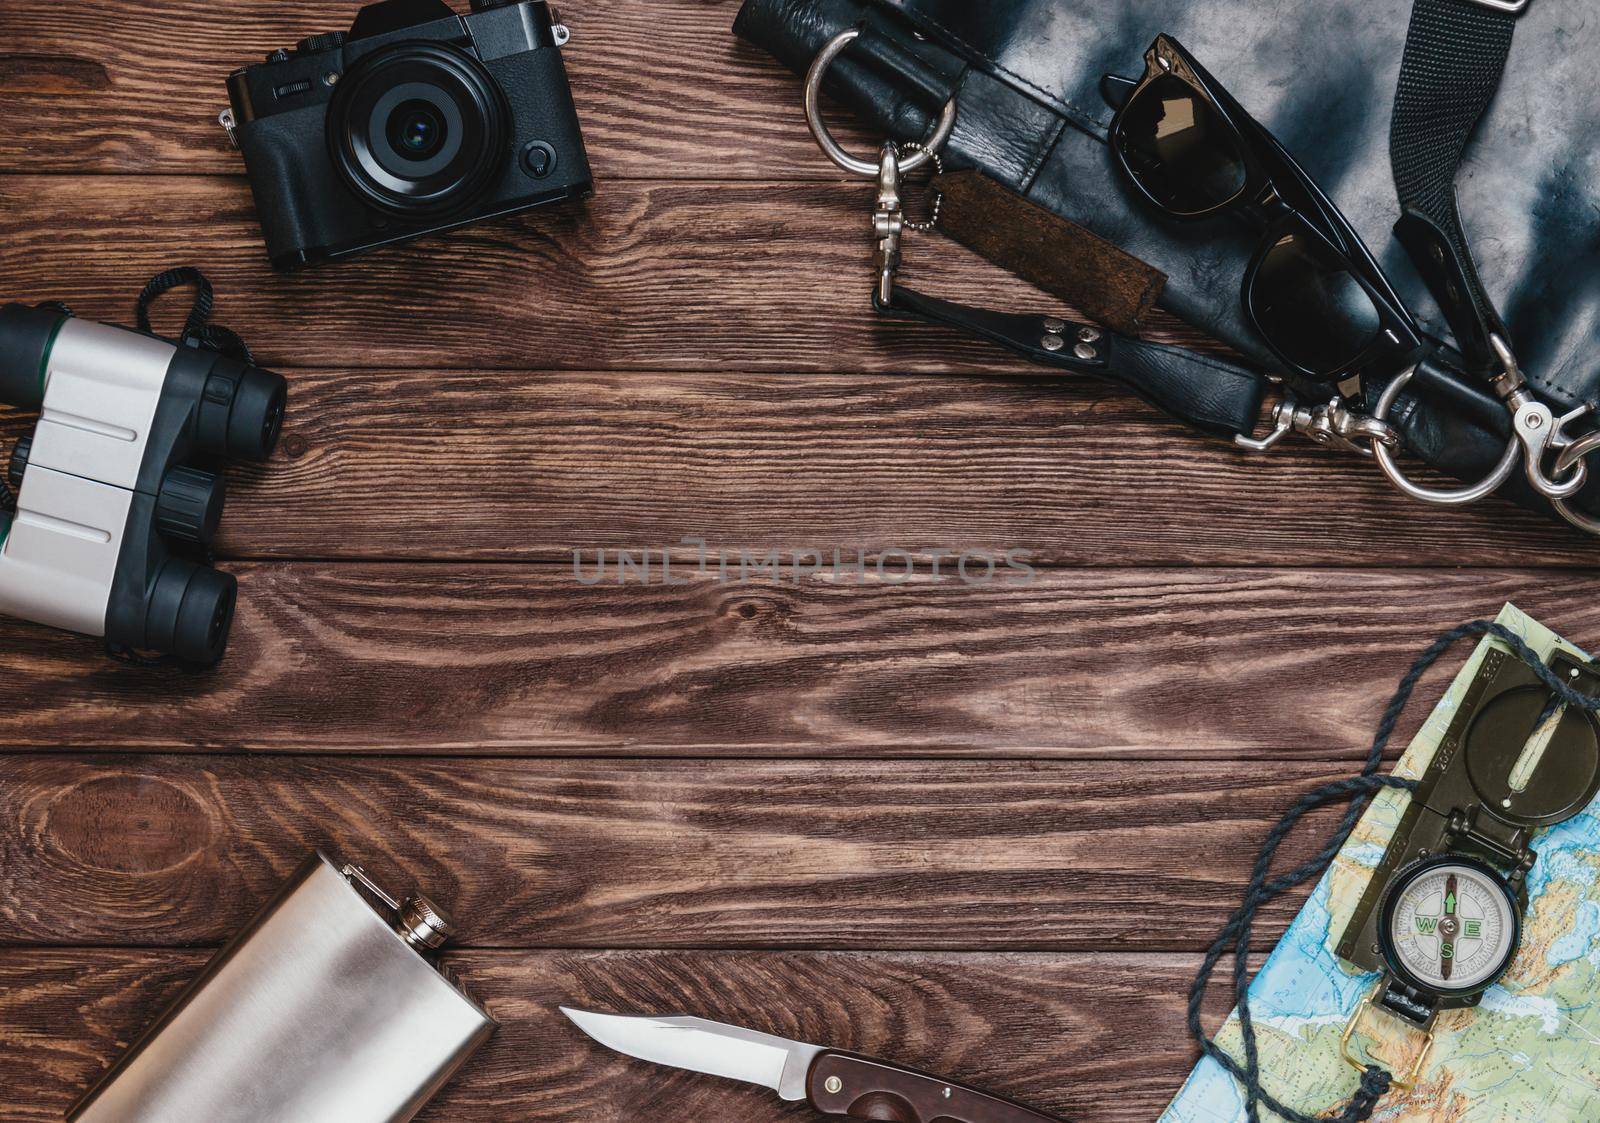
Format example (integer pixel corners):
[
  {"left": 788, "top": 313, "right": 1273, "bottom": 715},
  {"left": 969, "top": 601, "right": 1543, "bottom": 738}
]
[
  {"left": 1195, "top": 619, "right": 1599, "bottom": 1123},
  {"left": 136, "top": 267, "right": 254, "bottom": 362}
]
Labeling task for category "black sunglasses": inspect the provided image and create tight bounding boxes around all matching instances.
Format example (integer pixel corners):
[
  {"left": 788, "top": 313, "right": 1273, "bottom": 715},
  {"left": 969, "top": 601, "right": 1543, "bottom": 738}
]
[{"left": 1103, "top": 35, "right": 1420, "bottom": 390}]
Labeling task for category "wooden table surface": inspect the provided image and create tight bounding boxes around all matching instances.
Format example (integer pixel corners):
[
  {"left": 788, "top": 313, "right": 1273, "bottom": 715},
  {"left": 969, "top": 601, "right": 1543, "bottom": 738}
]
[{"left": 2, "top": 2, "right": 1598, "bottom": 1121}]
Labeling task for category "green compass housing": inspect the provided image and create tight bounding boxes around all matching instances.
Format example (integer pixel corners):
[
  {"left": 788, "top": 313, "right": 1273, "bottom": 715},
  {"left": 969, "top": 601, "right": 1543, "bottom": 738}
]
[{"left": 1337, "top": 645, "right": 1600, "bottom": 1031}]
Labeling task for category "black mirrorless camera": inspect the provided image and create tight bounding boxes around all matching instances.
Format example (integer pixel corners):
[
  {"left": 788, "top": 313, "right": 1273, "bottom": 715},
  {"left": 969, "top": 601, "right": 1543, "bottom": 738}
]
[{"left": 225, "top": 0, "right": 593, "bottom": 271}]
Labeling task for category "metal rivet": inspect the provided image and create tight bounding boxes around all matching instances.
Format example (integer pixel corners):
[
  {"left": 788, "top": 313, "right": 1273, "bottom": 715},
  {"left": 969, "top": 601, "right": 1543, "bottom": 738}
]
[
  {"left": 1525, "top": 413, "right": 1545, "bottom": 430},
  {"left": 323, "top": 72, "right": 340, "bottom": 86},
  {"left": 1074, "top": 343, "right": 1098, "bottom": 360},
  {"left": 1041, "top": 335, "right": 1065, "bottom": 352},
  {"left": 1571, "top": 668, "right": 1581, "bottom": 678},
  {"left": 1078, "top": 327, "right": 1102, "bottom": 343},
  {"left": 943, "top": 1087, "right": 954, "bottom": 1099},
  {"left": 1042, "top": 317, "right": 1067, "bottom": 334},
  {"left": 825, "top": 1076, "right": 844, "bottom": 1095}
]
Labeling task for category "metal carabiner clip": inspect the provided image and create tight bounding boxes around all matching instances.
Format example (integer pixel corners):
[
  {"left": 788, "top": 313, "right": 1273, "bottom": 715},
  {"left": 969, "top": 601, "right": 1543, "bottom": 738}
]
[
  {"left": 1551, "top": 429, "right": 1600, "bottom": 534},
  {"left": 1370, "top": 366, "right": 1521, "bottom": 506},
  {"left": 1234, "top": 387, "right": 1398, "bottom": 457},
  {"left": 1488, "top": 336, "right": 1592, "bottom": 502},
  {"left": 804, "top": 29, "right": 955, "bottom": 307}
]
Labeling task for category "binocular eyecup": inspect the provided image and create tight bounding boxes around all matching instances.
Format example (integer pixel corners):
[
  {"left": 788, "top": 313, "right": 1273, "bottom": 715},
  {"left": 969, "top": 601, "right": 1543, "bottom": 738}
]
[
  {"left": 142, "top": 559, "right": 239, "bottom": 667},
  {"left": 197, "top": 355, "right": 288, "bottom": 463}
]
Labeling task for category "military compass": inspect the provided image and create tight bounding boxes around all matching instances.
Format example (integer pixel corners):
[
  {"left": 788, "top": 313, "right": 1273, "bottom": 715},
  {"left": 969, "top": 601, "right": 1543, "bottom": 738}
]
[{"left": 1336, "top": 644, "right": 1600, "bottom": 1085}]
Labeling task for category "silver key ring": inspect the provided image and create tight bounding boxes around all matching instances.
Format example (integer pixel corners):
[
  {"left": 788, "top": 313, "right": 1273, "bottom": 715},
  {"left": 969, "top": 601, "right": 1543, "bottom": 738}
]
[
  {"left": 1371, "top": 366, "right": 1520, "bottom": 506},
  {"left": 804, "top": 28, "right": 958, "bottom": 177},
  {"left": 1551, "top": 428, "right": 1600, "bottom": 534}
]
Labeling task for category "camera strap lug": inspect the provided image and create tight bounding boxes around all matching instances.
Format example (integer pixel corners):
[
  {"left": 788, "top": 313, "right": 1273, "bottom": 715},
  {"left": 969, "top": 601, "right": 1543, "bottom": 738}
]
[{"left": 218, "top": 108, "right": 239, "bottom": 150}]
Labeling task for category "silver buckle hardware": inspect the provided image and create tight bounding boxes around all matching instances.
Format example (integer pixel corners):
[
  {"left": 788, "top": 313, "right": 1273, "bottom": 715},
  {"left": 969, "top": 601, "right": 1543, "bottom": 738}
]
[
  {"left": 1463, "top": 0, "right": 1531, "bottom": 12},
  {"left": 1370, "top": 366, "right": 1521, "bottom": 506},
  {"left": 805, "top": 28, "right": 957, "bottom": 178},
  {"left": 218, "top": 108, "right": 239, "bottom": 150},
  {"left": 1489, "top": 335, "right": 1591, "bottom": 501},
  {"left": 1234, "top": 389, "right": 1398, "bottom": 456}
]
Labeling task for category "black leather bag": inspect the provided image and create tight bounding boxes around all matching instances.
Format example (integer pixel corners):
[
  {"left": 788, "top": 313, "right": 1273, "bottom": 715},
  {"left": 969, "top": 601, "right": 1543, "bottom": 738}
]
[{"left": 734, "top": 0, "right": 1600, "bottom": 522}]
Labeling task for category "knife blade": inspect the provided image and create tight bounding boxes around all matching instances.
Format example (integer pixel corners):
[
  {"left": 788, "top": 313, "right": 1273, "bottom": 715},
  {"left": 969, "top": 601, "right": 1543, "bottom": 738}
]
[{"left": 560, "top": 1007, "right": 1066, "bottom": 1123}]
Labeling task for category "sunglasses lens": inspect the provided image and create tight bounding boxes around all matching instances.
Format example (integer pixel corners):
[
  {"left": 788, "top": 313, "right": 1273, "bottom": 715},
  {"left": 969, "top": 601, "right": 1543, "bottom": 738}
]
[
  {"left": 1251, "top": 229, "right": 1383, "bottom": 375},
  {"left": 1116, "top": 75, "right": 1247, "bottom": 216}
]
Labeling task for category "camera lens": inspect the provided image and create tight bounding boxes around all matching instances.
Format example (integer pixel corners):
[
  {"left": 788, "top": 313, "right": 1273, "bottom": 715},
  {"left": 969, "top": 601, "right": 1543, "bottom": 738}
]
[
  {"left": 330, "top": 42, "right": 509, "bottom": 216},
  {"left": 389, "top": 101, "right": 447, "bottom": 160}
]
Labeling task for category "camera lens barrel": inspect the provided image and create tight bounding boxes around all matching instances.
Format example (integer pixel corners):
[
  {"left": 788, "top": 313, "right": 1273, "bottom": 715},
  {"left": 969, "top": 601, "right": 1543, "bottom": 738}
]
[{"left": 330, "top": 41, "right": 510, "bottom": 217}]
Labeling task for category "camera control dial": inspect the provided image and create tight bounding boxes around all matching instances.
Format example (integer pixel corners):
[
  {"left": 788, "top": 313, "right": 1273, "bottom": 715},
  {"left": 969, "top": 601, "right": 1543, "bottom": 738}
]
[{"left": 298, "top": 32, "right": 348, "bottom": 54}]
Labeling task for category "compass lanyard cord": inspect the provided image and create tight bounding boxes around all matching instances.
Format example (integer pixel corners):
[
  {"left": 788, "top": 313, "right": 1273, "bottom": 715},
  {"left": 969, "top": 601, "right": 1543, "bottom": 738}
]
[
  {"left": 1192, "top": 618, "right": 1600, "bottom": 1123},
  {"left": 1390, "top": 0, "right": 1520, "bottom": 375}
]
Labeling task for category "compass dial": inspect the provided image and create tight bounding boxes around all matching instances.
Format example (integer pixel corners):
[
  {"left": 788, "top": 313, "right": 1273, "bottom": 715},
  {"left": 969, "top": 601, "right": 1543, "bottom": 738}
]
[{"left": 1379, "top": 857, "right": 1520, "bottom": 995}]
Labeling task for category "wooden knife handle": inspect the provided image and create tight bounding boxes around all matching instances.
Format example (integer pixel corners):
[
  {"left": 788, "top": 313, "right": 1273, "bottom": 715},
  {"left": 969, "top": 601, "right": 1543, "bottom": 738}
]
[{"left": 807, "top": 1052, "right": 1065, "bottom": 1123}]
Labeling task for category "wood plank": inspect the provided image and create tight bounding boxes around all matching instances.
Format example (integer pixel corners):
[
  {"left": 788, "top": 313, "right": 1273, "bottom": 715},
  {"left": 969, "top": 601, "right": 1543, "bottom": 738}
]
[
  {"left": 218, "top": 370, "right": 1596, "bottom": 564},
  {"left": 3, "top": 366, "right": 1585, "bottom": 566},
  {"left": 0, "top": 0, "right": 851, "bottom": 180},
  {"left": 0, "top": 948, "right": 1233, "bottom": 1122},
  {"left": 0, "top": 565, "right": 1591, "bottom": 755},
  {"left": 0, "top": 173, "right": 1200, "bottom": 376},
  {"left": 0, "top": 755, "right": 1347, "bottom": 949}
]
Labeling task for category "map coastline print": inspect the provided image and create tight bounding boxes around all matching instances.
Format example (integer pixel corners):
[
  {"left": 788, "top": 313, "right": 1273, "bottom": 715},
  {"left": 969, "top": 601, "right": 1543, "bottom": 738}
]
[{"left": 1161, "top": 604, "right": 1600, "bottom": 1123}]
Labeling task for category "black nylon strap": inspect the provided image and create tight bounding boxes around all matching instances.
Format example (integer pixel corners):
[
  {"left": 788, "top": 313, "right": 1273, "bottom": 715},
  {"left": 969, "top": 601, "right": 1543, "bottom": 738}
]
[
  {"left": 1390, "top": 0, "right": 1520, "bottom": 373},
  {"left": 135, "top": 266, "right": 255, "bottom": 363}
]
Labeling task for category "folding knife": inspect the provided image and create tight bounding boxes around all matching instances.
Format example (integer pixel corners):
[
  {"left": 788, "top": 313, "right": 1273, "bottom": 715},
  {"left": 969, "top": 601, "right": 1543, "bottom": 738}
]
[{"left": 561, "top": 1007, "right": 1066, "bottom": 1122}]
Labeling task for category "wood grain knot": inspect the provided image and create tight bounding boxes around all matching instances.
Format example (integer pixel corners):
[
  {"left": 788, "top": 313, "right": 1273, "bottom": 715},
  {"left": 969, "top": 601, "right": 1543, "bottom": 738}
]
[
  {"left": 43, "top": 775, "right": 210, "bottom": 874},
  {"left": 278, "top": 433, "right": 308, "bottom": 459},
  {"left": 724, "top": 593, "right": 793, "bottom": 624},
  {"left": 0, "top": 55, "right": 111, "bottom": 94}
]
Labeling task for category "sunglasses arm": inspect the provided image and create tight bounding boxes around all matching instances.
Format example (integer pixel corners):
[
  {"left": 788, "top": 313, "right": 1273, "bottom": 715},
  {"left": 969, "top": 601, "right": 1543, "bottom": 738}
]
[{"left": 1099, "top": 73, "right": 1139, "bottom": 112}]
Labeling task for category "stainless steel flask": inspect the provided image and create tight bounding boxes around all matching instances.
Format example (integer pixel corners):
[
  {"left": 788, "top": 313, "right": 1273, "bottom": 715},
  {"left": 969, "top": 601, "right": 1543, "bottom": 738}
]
[{"left": 69, "top": 851, "right": 497, "bottom": 1123}]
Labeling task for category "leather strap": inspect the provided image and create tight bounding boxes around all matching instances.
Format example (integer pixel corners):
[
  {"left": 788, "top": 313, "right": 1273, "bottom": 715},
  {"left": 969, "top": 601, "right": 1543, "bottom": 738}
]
[
  {"left": 882, "top": 287, "right": 1269, "bottom": 438},
  {"left": 1390, "top": 0, "right": 1521, "bottom": 376}
]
